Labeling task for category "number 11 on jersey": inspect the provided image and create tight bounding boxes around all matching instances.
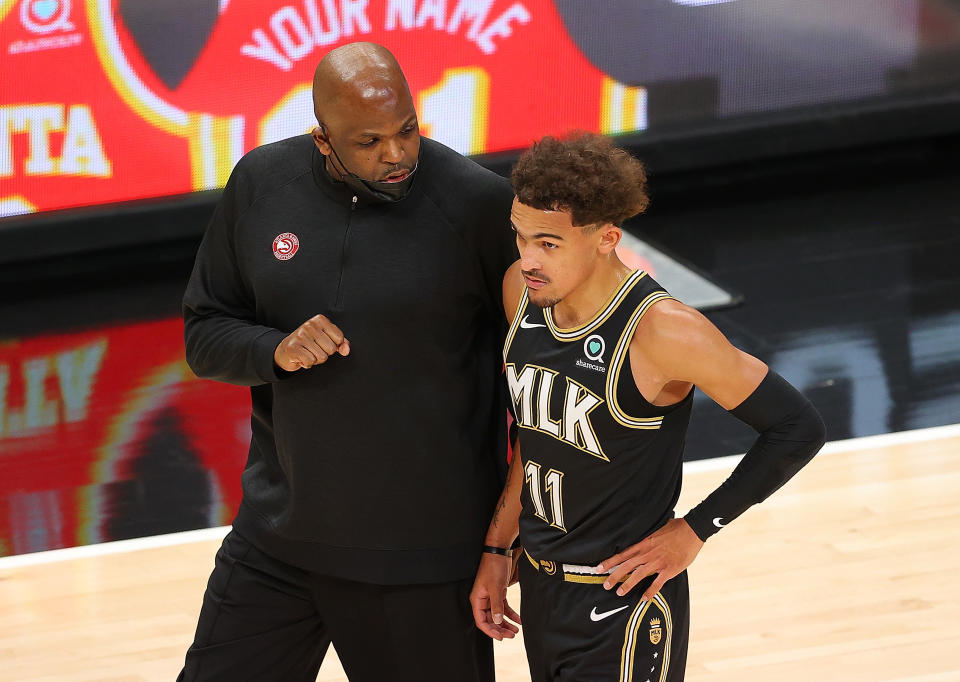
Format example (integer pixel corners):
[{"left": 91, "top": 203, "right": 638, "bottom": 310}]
[{"left": 525, "top": 460, "right": 566, "bottom": 531}]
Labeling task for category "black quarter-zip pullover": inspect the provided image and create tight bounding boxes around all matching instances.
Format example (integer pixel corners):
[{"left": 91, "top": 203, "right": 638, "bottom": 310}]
[{"left": 183, "top": 135, "right": 516, "bottom": 584}]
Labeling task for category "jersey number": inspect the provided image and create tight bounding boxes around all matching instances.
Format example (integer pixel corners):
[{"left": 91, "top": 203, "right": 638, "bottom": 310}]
[{"left": 524, "top": 460, "right": 566, "bottom": 531}]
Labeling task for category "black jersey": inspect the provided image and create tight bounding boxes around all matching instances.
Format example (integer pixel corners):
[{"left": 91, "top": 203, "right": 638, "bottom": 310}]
[{"left": 504, "top": 269, "right": 694, "bottom": 564}]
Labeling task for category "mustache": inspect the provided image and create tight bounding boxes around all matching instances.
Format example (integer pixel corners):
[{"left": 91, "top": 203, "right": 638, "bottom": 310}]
[
  {"left": 378, "top": 164, "right": 414, "bottom": 181},
  {"left": 522, "top": 270, "right": 550, "bottom": 283}
]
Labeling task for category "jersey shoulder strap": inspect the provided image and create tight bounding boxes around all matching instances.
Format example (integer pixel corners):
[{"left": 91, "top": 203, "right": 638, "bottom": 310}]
[
  {"left": 604, "top": 272, "right": 680, "bottom": 427},
  {"left": 503, "top": 282, "right": 530, "bottom": 362}
]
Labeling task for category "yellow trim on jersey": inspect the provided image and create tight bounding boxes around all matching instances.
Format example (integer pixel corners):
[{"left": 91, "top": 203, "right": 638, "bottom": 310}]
[
  {"left": 620, "top": 592, "right": 673, "bottom": 682},
  {"left": 545, "top": 270, "right": 647, "bottom": 342},
  {"left": 524, "top": 550, "right": 625, "bottom": 584},
  {"left": 606, "top": 291, "right": 675, "bottom": 429},
  {"left": 620, "top": 598, "right": 654, "bottom": 682},
  {"left": 562, "top": 573, "right": 608, "bottom": 584},
  {"left": 654, "top": 593, "right": 674, "bottom": 682},
  {"left": 503, "top": 285, "right": 530, "bottom": 362}
]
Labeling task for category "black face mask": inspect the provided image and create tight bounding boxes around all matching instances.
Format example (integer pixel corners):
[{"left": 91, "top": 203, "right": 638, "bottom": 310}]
[{"left": 323, "top": 133, "right": 418, "bottom": 203}]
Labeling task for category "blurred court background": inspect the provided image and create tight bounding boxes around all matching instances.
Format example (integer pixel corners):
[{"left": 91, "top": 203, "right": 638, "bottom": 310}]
[{"left": 1, "top": 5, "right": 959, "bottom": 676}]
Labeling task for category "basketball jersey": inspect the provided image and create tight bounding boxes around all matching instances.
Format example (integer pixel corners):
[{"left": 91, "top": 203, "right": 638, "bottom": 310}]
[{"left": 504, "top": 269, "right": 694, "bottom": 564}]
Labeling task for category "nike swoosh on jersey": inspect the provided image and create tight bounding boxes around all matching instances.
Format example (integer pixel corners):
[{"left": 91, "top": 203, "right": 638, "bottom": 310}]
[
  {"left": 519, "top": 315, "right": 547, "bottom": 329},
  {"left": 589, "top": 604, "right": 631, "bottom": 622}
]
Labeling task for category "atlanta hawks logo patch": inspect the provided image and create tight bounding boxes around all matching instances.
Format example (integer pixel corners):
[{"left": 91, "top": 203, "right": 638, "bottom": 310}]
[{"left": 272, "top": 232, "right": 299, "bottom": 260}]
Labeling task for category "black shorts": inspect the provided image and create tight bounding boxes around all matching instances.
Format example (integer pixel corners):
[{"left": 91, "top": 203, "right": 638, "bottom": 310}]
[
  {"left": 177, "top": 529, "right": 493, "bottom": 682},
  {"left": 519, "top": 552, "right": 690, "bottom": 682}
]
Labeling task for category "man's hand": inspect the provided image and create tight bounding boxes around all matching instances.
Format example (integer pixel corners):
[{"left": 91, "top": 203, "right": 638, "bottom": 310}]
[
  {"left": 597, "top": 518, "right": 704, "bottom": 601},
  {"left": 470, "top": 553, "right": 521, "bottom": 641},
  {"left": 274, "top": 315, "right": 350, "bottom": 371}
]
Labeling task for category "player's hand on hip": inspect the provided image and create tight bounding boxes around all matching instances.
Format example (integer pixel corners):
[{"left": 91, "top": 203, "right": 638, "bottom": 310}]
[
  {"left": 470, "top": 553, "right": 521, "bottom": 641},
  {"left": 274, "top": 314, "right": 350, "bottom": 371},
  {"left": 597, "top": 518, "right": 704, "bottom": 601}
]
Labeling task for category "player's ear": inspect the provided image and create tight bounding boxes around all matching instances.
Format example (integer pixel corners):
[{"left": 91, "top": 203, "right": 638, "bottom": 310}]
[
  {"left": 597, "top": 224, "right": 622, "bottom": 255},
  {"left": 311, "top": 125, "right": 331, "bottom": 155}
]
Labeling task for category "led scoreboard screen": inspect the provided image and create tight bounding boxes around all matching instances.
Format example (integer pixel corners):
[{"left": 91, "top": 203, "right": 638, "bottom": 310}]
[{"left": 1, "top": 0, "right": 958, "bottom": 219}]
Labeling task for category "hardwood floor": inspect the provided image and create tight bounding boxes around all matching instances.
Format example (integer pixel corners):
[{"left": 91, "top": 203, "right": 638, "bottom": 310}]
[{"left": 2, "top": 426, "right": 958, "bottom": 682}]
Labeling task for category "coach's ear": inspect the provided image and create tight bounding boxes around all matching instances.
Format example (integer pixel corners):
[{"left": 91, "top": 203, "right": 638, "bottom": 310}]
[
  {"left": 597, "top": 224, "right": 622, "bottom": 255},
  {"left": 311, "top": 125, "right": 332, "bottom": 156}
]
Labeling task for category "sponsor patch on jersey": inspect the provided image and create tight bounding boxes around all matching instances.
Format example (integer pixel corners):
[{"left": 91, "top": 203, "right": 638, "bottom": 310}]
[
  {"left": 272, "top": 232, "right": 299, "bottom": 260},
  {"left": 577, "top": 334, "right": 606, "bottom": 373},
  {"left": 576, "top": 358, "right": 606, "bottom": 373},
  {"left": 584, "top": 334, "right": 605, "bottom": 362}
]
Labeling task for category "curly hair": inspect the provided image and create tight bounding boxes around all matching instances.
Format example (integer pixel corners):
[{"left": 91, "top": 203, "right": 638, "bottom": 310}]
[{"left": 511, "top": 131, "right": 649, "bottom": 228}]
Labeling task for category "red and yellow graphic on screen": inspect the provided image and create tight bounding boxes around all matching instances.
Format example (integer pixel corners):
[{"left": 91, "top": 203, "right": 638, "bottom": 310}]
[
  {"left": 0, "top": 318, "right": 251, "bottom": 555},
  {"left": 0, "top": 0, "right": 646, "bottom": 217}
]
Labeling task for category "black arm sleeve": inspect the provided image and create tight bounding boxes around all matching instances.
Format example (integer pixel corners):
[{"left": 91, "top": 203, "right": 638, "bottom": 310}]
[
  {"left": 182, "top": 167, "right": 292, "bottom": 387},
  {"left": 684, "top": 371, "right": 827, "bottom": 541}
]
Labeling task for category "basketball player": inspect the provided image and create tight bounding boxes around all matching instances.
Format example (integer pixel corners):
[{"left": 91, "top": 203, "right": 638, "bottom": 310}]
[{"left": 470, "top": 132, "right": 826, "bottom": 681}]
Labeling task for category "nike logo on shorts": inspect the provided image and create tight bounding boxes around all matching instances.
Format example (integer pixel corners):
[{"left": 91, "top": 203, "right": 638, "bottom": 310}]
[
  {"left": 520, "top": 315, "right": 547, "bottom": 329},
  {"left": 589, "top": 604, "right": 631, "bottom": 622}
]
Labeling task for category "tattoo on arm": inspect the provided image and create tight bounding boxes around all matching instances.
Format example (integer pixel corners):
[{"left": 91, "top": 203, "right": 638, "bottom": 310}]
[
  {"left": 492, "top": 495, "right": 507, "bottom": 528},
  {"left": 488, "top": 445, "right": 523, "bottom": 540}
]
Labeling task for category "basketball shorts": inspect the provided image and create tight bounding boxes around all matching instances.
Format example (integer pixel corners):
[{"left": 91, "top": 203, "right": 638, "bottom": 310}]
[{"left": 519, "top": 550, "right": 690, "bottom": 682}]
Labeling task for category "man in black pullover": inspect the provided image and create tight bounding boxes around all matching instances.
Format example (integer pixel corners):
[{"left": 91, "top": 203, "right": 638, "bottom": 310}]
[{"left": 178, "top": 42, "right": 516, "bottom": 682}]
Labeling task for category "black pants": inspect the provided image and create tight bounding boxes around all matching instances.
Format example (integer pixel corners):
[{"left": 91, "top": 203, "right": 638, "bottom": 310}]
[
  {"left": 177, "top": 530, "right": 494, "bottom": 682},
  {"left": 519, "top": 557, "right": 689, "bottom": 682}
]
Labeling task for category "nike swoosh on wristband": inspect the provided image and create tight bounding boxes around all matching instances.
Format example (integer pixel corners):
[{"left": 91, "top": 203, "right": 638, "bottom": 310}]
[
  {"left": 520, "top": 315, "right": 547, "bottom": 329},
  {"left": 589, "top": 604, "right": 631, "bottom": 622},
  {"left": 713, "top": 517, "right": 726, "bottom": 528}
]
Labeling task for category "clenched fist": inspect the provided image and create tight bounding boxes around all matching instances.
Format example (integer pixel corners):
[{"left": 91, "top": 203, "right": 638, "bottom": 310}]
[{"left": 274, "top": 314, "right": 350, "bottom": 371}]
